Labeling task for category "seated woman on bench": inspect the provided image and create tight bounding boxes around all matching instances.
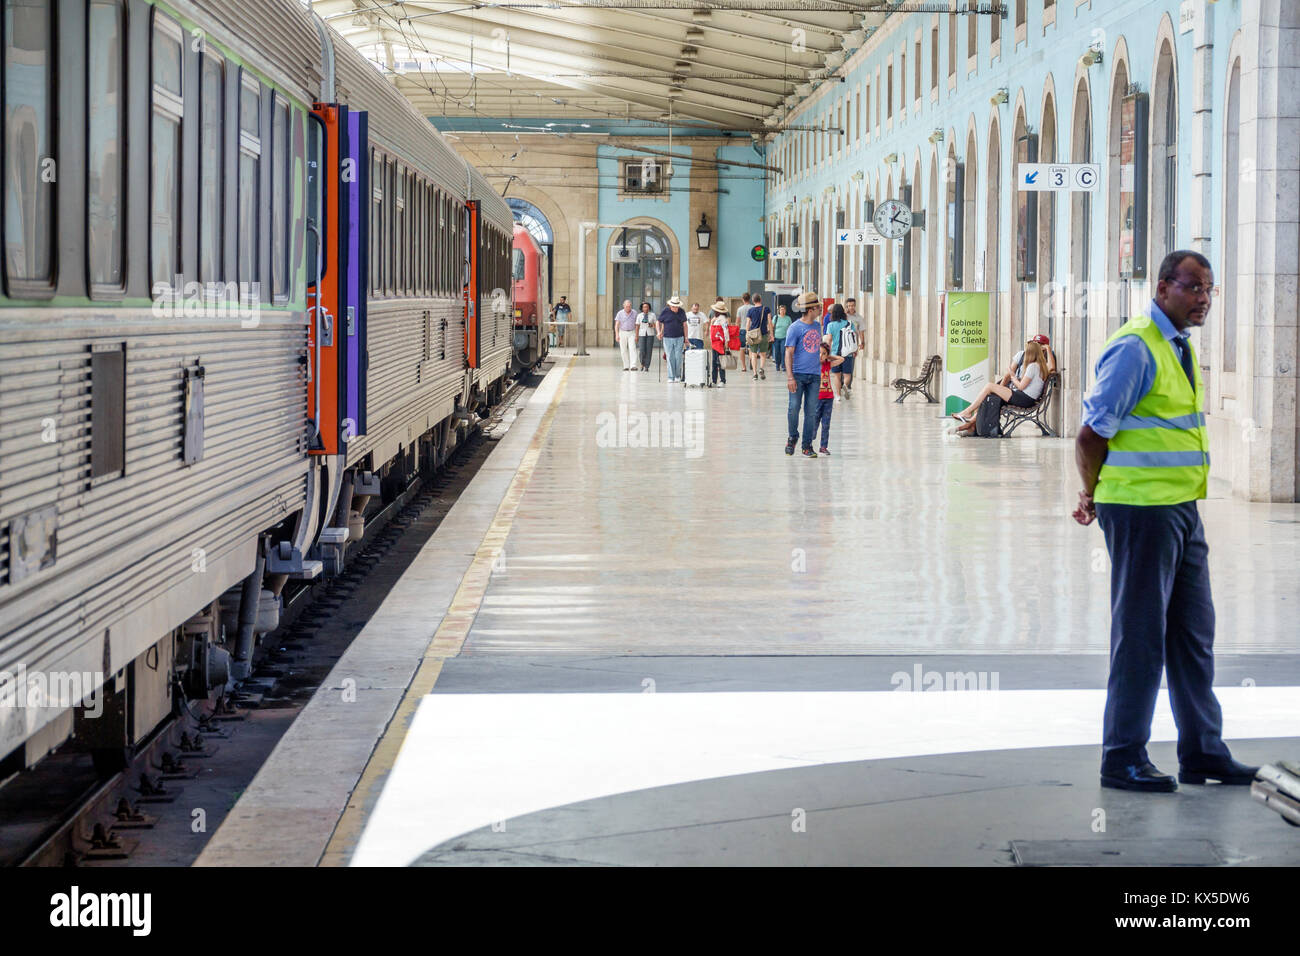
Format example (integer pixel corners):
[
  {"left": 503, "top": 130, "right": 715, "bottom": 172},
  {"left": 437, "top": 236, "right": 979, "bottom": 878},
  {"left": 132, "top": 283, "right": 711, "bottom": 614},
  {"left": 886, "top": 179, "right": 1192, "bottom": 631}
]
[{"left": 951, "top": 340, "right": 1051, "bottom": 432}]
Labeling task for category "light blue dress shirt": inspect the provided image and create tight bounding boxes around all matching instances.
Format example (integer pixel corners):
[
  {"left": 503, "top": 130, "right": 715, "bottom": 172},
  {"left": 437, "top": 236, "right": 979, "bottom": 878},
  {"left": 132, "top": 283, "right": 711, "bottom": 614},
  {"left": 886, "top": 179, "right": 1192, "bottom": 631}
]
[{"left": 1081, "top": 300, "right": 1190, "bottom": 439}]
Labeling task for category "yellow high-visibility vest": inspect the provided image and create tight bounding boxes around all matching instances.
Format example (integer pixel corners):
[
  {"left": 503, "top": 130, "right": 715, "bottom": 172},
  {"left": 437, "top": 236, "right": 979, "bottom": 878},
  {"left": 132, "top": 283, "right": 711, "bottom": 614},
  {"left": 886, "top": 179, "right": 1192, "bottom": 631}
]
[{"left": 1093, "top": 315, "right": 1210, "bottom": 506}]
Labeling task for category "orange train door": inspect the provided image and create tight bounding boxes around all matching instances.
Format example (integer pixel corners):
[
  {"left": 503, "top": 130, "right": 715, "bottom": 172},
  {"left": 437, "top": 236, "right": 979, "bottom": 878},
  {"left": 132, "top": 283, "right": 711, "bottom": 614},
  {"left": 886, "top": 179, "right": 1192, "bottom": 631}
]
[
  {"left": 307, "top": 105, "right": 342, "bottom": 454},
  {"left": 464, "top": 200, "right": 480, "bottom": 369},
  {"left": 307, "top": 103, "right": 368, "bottom": 454}
]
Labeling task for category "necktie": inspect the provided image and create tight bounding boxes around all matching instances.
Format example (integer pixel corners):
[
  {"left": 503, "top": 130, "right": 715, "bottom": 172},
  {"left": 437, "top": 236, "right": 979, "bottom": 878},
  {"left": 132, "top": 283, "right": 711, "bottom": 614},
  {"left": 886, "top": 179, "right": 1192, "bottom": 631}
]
[{"left": 1173, "top": 336, "right": 1195, "bottom": 388}]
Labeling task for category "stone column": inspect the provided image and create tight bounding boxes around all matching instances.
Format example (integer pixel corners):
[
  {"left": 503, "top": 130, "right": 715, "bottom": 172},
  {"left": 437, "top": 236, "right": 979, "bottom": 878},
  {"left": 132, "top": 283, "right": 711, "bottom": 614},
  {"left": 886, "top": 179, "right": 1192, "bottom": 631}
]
[
  {"left": 687, "top": 143, "right": 719, "bottom": 303},
  {"left": 1236, "top": 0, "right": 1299, "bottom": 501}
]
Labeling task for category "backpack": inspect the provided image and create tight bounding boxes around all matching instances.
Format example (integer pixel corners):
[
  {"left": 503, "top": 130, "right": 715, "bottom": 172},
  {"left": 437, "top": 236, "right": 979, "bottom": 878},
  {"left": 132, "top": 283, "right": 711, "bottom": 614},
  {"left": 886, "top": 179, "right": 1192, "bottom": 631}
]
[
  {"left": 974, "top": 394, "right": 1003, "bottom": 438},
  {"left": 839, "top": 321, "right": 858, "bottom": 356}
]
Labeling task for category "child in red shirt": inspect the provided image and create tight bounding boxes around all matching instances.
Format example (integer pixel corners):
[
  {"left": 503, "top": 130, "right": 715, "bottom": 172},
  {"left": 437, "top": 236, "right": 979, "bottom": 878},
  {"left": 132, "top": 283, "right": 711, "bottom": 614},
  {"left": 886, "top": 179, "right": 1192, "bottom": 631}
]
[{"left": 814, "top": 340, "right": 845, "bottom": 455}]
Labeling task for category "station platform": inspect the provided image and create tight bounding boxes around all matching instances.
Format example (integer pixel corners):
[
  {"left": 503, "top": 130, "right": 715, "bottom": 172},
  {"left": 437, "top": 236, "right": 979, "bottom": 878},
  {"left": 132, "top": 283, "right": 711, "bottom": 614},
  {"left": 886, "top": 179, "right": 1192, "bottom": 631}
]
[{"left": 196, "top": 350, "right": 1300, "bottom": 867}]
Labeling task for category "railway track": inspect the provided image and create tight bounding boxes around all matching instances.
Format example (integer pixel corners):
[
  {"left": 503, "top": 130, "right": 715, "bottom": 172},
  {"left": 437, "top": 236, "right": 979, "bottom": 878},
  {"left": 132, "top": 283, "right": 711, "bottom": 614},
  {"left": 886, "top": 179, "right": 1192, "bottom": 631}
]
[{"left": 3, "top": 365, "right": 547, "bottom": 868}]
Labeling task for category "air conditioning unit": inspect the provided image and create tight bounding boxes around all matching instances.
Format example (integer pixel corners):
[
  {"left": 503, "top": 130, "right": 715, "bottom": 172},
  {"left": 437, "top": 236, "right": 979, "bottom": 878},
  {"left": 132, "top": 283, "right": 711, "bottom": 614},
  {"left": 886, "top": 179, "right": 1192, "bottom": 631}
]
[{"left": 625, "top": 160, "right": 666, "bottom": 193}]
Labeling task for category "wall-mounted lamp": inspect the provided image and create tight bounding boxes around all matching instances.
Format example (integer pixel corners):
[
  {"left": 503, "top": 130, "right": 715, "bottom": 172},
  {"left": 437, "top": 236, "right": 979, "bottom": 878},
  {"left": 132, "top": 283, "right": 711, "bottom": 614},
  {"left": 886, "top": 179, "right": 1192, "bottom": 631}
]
[
  {"left": 990, "top": 87, "right": 1009, "bottom": 106},
  {"left": 850, "top": 170, "right": 864, "bottom": 181},
  {"left": 695, "top": 213, "right": 713, "bottom": 250},
  {"left": 783, "top": 200, "right": 795, "bottom": 212},
  {"left": 928, "top": 128, "right": 944, "bottom": 144},
  {"left": 883, "top": 152, "right": 898, "bottom": 164},
  {"left": 1080, "top": 42, "right": 1104, "bottom": 67}
]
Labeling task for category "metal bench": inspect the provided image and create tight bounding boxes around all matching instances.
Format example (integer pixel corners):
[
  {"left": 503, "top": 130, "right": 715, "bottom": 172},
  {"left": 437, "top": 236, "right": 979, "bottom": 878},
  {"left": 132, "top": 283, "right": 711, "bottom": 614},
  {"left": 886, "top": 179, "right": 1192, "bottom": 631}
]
[
  {"left": 892, "top": 354, "right": 941, "bottom": 404},
  {"left": 1000, "top": 371, "right": 1060, "bottom": 437}
]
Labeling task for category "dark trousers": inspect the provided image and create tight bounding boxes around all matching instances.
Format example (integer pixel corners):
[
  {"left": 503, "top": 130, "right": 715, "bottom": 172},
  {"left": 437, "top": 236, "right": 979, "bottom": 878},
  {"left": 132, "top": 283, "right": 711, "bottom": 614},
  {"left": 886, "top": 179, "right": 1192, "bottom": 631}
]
[
  {"left": 814, "top": 397, "right": 833, "bottom": 448},
  {"left": 711, "top": 350, "right": 726, "bottom": 385},
  {"left": 787, "top": 373, "right": 819, "bottom": 448},
  {"left": 637, "top": 335, "right": 653, "bottom": 369},
  {"left": 1095, "top": 501, "right": 1232, "bottom": 774}
]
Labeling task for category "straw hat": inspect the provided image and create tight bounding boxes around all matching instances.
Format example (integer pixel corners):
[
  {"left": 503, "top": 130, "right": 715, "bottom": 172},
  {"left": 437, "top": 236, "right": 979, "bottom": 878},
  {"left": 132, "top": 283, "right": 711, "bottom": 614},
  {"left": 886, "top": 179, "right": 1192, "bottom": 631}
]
[
  {"left": 710, "top": 298, "right": 728, "bottom": 315},
  {"left": 795, "top": 291, "right": 821, "bottom": 312},
  {"left": 666, "top": 295, "right": 683, "bottom": 309}
]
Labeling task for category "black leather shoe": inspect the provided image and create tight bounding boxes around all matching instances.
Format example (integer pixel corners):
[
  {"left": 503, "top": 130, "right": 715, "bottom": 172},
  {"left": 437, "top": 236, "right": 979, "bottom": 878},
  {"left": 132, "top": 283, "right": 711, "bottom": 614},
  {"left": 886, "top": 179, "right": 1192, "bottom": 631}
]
[
  {"left": 1179, "top": 759, "right": 1260, "bottom": 785},
  {"left": 1101, "top": 763, "right": 1178, "bottom": 792}
]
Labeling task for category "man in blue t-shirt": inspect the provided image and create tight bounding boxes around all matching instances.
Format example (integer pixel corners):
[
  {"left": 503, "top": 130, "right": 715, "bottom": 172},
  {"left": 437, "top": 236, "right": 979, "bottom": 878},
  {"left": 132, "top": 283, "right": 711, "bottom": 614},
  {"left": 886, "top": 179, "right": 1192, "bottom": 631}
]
[{"left": 784, "top": 291, "right": 825, "bottom": 457}]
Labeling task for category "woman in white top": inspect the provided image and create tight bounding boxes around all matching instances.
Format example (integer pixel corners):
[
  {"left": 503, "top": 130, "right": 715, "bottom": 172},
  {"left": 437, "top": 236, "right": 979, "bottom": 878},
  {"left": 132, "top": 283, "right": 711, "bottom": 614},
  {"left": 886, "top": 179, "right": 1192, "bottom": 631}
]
[
  {"left": 685, "top": 302, "right": 707, "bottom": 350},
  {"left": 635, "top": 301, "right": 656, "bottom": 371},
  {"left": 952, "top": 340, "right": 1050, "bottom": 431}
]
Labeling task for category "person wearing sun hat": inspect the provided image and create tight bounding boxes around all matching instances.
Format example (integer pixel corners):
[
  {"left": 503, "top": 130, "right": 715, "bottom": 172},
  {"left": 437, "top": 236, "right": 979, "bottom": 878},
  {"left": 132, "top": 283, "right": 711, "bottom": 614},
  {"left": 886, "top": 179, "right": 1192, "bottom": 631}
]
[
  {"left": 783, "top": 291, "right": 825, "bottom": 457},
  {"left": 656, "top": 295, "right": 689, "bottom": 382},
  {"left": 708, "top": 299, "right": 730, "bottom": 386}
]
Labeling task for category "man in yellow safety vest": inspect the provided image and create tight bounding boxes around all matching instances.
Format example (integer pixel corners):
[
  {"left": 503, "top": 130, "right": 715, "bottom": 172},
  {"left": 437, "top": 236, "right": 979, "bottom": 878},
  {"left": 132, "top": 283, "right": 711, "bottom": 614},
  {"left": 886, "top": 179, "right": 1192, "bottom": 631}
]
[{"left": 1073, "top": 250, "right": 1258, "bottom": 793}]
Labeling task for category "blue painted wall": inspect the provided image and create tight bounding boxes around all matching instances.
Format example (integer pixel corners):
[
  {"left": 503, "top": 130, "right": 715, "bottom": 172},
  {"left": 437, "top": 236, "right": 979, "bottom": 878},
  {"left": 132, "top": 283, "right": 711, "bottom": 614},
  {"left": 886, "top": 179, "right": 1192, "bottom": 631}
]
[
  {"left": 716, "top": 144, "right": 767, "bottom": 295},
  {"left": 766, "top": 0, "right": 1241, "bottom": 303},
  {"left": 595, "top": 145, "right": 692, "bottom": 296}
]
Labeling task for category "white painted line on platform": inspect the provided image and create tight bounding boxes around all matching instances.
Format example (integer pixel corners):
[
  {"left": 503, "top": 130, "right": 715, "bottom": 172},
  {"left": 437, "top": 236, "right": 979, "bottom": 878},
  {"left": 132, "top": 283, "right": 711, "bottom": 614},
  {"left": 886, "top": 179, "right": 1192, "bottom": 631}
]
[{"left": 350, "top": 685, "right": 1300, "bottom": 866}]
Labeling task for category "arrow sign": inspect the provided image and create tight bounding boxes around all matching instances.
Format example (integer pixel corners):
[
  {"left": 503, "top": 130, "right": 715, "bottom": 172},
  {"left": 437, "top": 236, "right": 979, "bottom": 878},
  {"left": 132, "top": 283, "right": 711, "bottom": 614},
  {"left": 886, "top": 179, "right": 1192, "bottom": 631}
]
[
  {"left": 1019, "top": 162, "right": 1100, "bottom": 192},
  {"left": 835, "top": 228, "right": 883, "bottom": 245}
]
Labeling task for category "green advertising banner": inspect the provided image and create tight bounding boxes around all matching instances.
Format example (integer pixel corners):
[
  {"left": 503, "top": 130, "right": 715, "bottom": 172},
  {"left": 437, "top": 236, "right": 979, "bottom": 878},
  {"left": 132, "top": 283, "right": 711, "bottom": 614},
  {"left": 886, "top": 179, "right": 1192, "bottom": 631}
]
[{"left": 943, "top": 292, "right": 991, "bottom": 415}]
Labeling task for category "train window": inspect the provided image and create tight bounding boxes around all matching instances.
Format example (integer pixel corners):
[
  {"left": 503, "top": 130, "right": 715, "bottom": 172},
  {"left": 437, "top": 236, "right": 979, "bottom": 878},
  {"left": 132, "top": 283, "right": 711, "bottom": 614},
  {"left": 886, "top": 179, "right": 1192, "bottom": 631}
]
[
  {"left": 271, "top": 95, "right": 288, "bottom": 300},
  {"left": 415, "top": 179, "right": 424, "bottom": 295},
  {"left": 370, "top": 150, "right": 381, "bottom": 295},
  {"left": 198, "top": 51, "right": 224, "bottom": 285},
  {"left": 305, "top": 113, "right": 324, "bottom": 281},
  {"left": 383, "top": 158, "right": 392, "bottom": 294},
  {"left": 88, "top": 0, "right": 124, "bottom": 292},
  {"left": 394, "top": 168, "right": 404, "bottom": 295},
  {"left": 237, "top": 71, "right": 261, "bottom": 292},
  {"left": 434, "top": 189, "right": 442, "bottom": 295},
  {"left": 150, "top": 12, "right": 184, "bottom": 290},
  {"left": 4, "top": 0, "right": 54, "bottom": 289}
]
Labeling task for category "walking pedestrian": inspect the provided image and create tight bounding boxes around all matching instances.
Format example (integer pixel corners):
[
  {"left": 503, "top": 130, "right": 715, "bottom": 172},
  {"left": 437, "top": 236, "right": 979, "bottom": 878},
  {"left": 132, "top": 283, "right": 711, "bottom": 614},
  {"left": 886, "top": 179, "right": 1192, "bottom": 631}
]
[
  {"left": 636, "top": 301, "right": 655, "bottom": 371},
  {"left": 842, "top": 297, "right": 862, "bottom": 399},
  {"left": 814, "top": 340, "right": 845, "bottom": 455},
  {"left": 657, "top": 296, "right": 688, "bottom": 383},
  {"left": 614, "top": 299, "right": 638, "bottom": 370},
  {"left": 685, "top": 301, "right": 707, "bottom": 350},
  {"left": 551, "top": 295, "right": 571, "bottom": 347},
  {"left": 1072, "top": 250, "right": 1257, "bottom": 793},
  {"left": 736, "top": 293, "right": 752, "bottom": 374},
  {"left": 709, "top": 299, "right": 729, "bottom": 387},
  {"left": 784, "top": 291, "right": 824, "bottom": 458},
  {"left": 824, "top": 304, "right": 851, "bottom": 401},
  {"left": 746, "top": 295, "right": 772, "bottom": 381},
  {"left": 772, "top": 303, "right": 792, "bottom": 373}
]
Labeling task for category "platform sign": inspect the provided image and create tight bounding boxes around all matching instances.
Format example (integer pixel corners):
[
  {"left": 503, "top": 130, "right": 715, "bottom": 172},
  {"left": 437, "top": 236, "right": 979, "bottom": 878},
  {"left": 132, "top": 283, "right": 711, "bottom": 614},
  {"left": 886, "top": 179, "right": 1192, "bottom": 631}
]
[
  {"left": 942, "top": 292, "right": 991, "bottom": 415},
  {"left": 834, "top": 226, "right": 884, "bottom": 245},
  {"left": 1018, "top": 163, "right": 1100, "bottom": 192},
  {"left": 769, "top": 247, "right": 803, "bottom": 259}
]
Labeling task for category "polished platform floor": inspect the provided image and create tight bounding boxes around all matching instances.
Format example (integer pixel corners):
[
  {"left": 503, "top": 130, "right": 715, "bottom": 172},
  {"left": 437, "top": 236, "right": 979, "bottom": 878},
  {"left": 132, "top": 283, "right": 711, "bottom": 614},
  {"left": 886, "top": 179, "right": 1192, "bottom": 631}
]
[
  {"left": 197, "top": 350, "right": 1300, "bottom": 868},
  {"left": 466, "top": 350, "right": 1297, "bottom": 656}
]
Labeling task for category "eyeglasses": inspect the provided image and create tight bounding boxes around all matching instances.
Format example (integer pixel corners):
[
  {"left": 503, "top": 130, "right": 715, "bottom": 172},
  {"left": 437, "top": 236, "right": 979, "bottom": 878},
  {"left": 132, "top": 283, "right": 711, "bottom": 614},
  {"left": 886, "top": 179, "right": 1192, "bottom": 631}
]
[{"left": 1167, "top": 278, "right": 1220, "bottom": 298}]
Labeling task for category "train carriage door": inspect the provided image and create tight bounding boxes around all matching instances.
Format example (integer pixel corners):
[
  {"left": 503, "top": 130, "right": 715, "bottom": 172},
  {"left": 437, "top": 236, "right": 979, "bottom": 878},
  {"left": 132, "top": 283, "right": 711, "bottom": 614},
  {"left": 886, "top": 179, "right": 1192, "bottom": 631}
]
[
  {"left": 464, "top": 200, "right": 480, "bottom": 368},
  {"left": 307, "top": 103, "right": 368, "bottom": 453}
]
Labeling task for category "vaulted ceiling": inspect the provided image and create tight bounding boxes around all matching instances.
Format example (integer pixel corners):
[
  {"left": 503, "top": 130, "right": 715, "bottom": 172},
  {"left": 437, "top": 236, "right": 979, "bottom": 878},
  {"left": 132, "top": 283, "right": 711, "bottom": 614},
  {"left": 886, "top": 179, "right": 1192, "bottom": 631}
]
[{"left": 308, "top": 0, "right": 904, "bottom": 133}]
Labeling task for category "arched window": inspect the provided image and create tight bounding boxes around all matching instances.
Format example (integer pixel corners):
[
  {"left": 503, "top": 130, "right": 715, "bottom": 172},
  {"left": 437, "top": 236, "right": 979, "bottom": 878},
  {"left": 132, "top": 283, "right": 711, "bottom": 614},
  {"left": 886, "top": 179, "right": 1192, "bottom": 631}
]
[
  {"left": 1222, "top": 57, "right": 1241, "bottom": 378},
  {"left": 1071, "top": 77, "right": 1095, "bottom": 387},
  {"left": 1151, "top": 39, "right": 1178, "bottom": 263}
]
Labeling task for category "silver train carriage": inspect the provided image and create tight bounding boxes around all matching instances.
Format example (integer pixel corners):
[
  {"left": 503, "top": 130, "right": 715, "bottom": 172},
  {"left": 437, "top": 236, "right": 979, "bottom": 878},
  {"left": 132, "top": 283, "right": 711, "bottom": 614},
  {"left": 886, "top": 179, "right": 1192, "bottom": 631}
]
[{"left": 0, "top": 0, "right": 512, "bottom": 772}]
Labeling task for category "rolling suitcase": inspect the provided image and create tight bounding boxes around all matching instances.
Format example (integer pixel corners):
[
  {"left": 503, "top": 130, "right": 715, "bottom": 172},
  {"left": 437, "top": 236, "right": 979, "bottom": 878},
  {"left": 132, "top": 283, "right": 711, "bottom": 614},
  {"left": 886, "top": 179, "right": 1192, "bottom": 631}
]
[{"left": 684, "top": 346, "right": 710, "bottom": 387}]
